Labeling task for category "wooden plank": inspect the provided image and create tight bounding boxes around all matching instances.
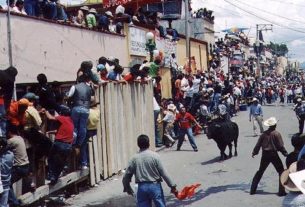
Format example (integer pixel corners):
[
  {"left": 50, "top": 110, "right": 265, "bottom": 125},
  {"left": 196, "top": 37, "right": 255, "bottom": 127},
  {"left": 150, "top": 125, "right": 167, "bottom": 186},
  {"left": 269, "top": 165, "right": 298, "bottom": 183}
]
[
  {"left": 19, "top": 169, "right": 89, "bottom": 206},
  {"left": 88, "top": 138, "right": 95, "bottom": 186},
  {"left": 99, "top": 86, "right": 108, "bottom": 179},
  {"left": 92, "top": 136, "right": 101, "bottom": 183},
  {"left": 104, "top": 84, "right": 113, "bottom": 176}
]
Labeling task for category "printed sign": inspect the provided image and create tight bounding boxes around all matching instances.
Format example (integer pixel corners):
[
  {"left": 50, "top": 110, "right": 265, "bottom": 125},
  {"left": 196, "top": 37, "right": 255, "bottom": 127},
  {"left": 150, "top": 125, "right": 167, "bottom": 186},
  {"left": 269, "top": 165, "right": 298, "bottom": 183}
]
[
  {"left": 129, "top": 27, "right": 147, "bottom": 57},
  {"left": 155, "top": 37, "right": 177, "bottom": 68}
]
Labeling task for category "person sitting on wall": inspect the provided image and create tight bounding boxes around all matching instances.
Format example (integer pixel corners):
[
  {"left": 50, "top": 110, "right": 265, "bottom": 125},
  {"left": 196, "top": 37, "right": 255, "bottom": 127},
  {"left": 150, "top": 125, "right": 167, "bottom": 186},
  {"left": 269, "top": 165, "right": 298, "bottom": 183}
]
[
  {"left": 42, "top": 107, "right": 74, "bottom": 184},
  {"left": 107, "top": 65, "right": 127, "bottom": 83},
  {"left": 12, "top": 0, "right": 27, "bottom": 14},
  {"left": 124, "top": 64, "right": 141, "bottom": 82},
  {"left": 86, "top": 8, "right": 97, "bottom": 29},
  {"left": 98, "top": 10, "right": 112, "bottom": 31},
  {"left": 76, "top": 6, "right": 89, "bottom": 27}
]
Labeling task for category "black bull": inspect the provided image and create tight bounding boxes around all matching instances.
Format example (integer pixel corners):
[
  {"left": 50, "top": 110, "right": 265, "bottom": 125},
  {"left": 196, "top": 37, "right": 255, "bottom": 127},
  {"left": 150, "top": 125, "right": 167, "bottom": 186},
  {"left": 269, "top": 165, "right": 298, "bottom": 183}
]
[{"left": 206, "top": 119, "right": 239, "bottom": 160}]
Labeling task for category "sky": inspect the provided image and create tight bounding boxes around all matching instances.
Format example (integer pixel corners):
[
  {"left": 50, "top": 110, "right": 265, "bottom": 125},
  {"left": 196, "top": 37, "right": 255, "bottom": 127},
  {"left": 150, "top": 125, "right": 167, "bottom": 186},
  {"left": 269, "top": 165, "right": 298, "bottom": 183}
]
[{"left": 192, "top": 0, "right": 305, "bottom": 63}]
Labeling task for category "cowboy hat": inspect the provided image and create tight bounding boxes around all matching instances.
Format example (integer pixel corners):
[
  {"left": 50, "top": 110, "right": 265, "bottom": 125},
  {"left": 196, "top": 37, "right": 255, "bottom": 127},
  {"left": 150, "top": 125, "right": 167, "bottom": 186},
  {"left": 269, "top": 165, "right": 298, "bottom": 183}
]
[
  {"left": 89, "top": 8, "right": 97, "bottom": 14},
  {"left": 281, "top": 162, "right": 300, "bottom": 192},
  {"left": 105, "top": 11, "right": 113, "bottom": 17},
  {"left": 167, "top": 104, "right": 176, "bottom": 111},
  {"left": 263, "top": 117, "right": 278, "bottom": 127},
  {"left": 80, "top": 6, "right": 89, "bottom": 11}
]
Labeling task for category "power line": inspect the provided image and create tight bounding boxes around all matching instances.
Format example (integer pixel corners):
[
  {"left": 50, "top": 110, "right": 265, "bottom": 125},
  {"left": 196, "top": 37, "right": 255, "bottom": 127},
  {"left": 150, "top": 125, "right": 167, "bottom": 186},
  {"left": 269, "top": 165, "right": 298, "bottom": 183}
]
[
  {"left": 267, "top": 0, "right": 305, "bottom": 8},
  {"left": 232, "top": 0, "right": 305, "bottom": 25},
  {"left": 223, "top": 0, "right": 305, "bottom": 34}
]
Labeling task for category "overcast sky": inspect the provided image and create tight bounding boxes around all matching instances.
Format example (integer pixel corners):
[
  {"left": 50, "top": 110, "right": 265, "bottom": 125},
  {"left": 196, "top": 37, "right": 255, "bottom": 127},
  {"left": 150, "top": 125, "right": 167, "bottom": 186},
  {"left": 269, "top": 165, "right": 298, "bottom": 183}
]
[{"left": 192, "top": 0, "right": 305, "bottom": 62}]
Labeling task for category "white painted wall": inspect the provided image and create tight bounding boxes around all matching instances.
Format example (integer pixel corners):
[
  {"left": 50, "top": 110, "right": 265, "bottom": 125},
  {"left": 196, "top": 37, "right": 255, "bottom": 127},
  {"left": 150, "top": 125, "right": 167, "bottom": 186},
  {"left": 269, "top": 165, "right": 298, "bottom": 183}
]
[{"left": 0, "top": 12, "right": 128, "bottom": 83}]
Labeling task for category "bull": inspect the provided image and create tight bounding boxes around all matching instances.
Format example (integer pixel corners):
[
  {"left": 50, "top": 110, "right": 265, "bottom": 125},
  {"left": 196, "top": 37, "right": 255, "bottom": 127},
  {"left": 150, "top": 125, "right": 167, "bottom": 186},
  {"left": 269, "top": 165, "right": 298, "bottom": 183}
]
[{"left": 206, "top": 119, "right": 239, "bottom": 161}]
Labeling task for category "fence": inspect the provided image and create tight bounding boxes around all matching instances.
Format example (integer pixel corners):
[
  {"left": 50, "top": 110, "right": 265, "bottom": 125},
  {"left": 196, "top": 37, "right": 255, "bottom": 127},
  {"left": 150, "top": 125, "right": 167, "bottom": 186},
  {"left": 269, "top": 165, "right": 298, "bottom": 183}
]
[{"left": 18, "top": 82, "right": 154, "bottom": 205}]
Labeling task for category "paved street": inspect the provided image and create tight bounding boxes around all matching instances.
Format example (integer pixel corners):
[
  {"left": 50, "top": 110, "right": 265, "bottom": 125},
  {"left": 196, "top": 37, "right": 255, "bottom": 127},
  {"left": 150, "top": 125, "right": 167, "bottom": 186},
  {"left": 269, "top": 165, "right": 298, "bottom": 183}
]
[{"left": 67, "top": 104, "right": 298, "bottom": 207}]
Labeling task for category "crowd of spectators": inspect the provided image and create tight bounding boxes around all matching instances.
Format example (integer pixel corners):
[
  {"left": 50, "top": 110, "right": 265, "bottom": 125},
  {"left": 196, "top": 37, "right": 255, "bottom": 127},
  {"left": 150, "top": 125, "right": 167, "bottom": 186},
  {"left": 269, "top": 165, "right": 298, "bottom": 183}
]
[
  {"left": 0, "top": 1, "right": 179, "bottom": 39},
  {"left": 192, "top": 7, "right": 214, "bottom": 22}
]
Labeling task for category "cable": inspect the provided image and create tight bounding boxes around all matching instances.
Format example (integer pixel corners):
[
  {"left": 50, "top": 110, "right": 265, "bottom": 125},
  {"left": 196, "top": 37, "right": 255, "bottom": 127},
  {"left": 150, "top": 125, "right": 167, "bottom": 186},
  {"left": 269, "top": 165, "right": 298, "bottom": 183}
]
[
  {"left": 231, "top": 0, "right": 305, "bottom": 25},
  {"left": 267, "top": 0, "right": 305, "bottom": 8},
  {"left": 223, "top": 0, "right": 305, "bottom": 34}
]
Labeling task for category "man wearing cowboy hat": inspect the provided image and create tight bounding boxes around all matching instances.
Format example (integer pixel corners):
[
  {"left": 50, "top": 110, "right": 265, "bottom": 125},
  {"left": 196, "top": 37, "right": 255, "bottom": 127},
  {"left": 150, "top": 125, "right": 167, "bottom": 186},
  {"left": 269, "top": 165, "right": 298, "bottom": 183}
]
[
  {"left": 86, "top": 8, "right": 97, "bottom": 29},
  {"left": 250, "top": 117, "right": 288, "bottom": 196},
  {"left": 249, "top": 97, "right": 264, "bottom": 136}
]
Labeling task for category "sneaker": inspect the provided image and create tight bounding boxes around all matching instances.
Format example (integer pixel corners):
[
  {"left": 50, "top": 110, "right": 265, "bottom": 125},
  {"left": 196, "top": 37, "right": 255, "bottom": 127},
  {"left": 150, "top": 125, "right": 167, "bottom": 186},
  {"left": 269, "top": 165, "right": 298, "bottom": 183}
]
[
  {"left": 194, "top": 149, "right": 198, "bottom": 152},
  {"left": 176, "top": 148, "right": 181, "bottom": 151},
  {"left": 81, "top": 166, "right": 88, "bottom": 170}
]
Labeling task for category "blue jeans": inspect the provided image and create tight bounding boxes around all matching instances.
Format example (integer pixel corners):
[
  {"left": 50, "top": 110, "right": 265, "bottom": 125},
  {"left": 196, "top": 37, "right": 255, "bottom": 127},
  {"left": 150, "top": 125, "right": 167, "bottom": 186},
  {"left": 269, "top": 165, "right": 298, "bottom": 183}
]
[
  {"left": 0, "top": 104, "right": 6, "bottom": 137},
  {"left": 71, "top": 106, "right": 89, "bottom": 166},
  {"left": 24, "top": 0, "right": 37, "bottom": 16},
  {"left": 80, "top": 130, "right": 97, "bottom": 166},
  {"left": 0, "top": 190, "right": 9, "bottom": 207},
  {"left": 154, "top": 110, "right": 162, "bottom": 146},
  {"left": 48, "top": 141, "right": 72, "bottom": 182},
  {"left": 9, "top": 164, "right": 29, "bottom": 206},
  {"left": 137, "top": 183, "right": 165, "bottom": 207},
  {"left": 177, "top": 128, "right": 198, "bottom": 150}
]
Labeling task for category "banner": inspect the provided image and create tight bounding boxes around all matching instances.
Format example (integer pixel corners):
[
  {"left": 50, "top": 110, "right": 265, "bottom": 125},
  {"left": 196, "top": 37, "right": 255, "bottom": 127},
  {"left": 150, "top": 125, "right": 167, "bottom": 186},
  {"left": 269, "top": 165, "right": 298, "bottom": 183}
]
[
  {"left": 129, "top": 27, "right": 147, "bottom": 57},
  {"left": 155, "top": 37, "right": 177, "bottom": 68}
]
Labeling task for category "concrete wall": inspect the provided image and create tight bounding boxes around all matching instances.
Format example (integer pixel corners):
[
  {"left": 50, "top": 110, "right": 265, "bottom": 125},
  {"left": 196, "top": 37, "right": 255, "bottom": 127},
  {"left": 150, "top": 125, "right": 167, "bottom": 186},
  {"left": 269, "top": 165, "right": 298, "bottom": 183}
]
[{"left": 0, "top": 12, "right": 129, "bottom": 83}]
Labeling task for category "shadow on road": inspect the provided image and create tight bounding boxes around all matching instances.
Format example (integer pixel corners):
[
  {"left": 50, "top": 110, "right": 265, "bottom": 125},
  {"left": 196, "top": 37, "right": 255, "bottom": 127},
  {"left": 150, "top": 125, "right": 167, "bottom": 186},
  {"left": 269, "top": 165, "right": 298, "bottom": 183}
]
[
  {"left": 203, "top": 183, "right": 251, "bottom": 198},
  {"left": 85, "top": 196, "right": 135, "bottom": 207},
  {"left": 201, "top": 157, "right": 220, "bottom": 165}
]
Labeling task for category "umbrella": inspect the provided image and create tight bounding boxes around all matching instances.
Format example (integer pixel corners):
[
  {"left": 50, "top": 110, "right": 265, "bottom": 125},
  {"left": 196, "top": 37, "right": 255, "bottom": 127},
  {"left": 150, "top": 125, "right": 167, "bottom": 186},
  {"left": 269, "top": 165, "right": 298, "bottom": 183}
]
[
  {"left": 222, "top": 27, "right": 249, "bottom": 34},
  {"left": 174, "top": 184, "right": 201, "bottom": 200}
]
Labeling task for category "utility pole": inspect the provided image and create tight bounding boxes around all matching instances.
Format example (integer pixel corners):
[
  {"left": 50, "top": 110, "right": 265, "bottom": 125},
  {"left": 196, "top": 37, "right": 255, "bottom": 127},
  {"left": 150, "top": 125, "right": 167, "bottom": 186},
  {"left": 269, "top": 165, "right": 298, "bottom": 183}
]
[
  {"left": 255, "top": 24, "right": 272, "bottom": 78},
  {"left": 185, "top": 0, "right": 191, "bottom": 73}
]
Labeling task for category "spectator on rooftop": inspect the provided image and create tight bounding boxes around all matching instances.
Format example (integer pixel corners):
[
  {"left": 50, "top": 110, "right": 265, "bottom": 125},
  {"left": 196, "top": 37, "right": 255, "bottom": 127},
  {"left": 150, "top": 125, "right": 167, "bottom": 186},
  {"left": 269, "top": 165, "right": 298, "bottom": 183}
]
[
  {"left": 98, "top": 10, "right": 112, "bottom": 31},
  {"left": 12, "top": 0, "right": 26, "bottom": 14},
  {"left": 135, "top": 7, "right": 147, "bottom": 24},
  {"left": 23, "top": 0, "right": 37, "bottom": 16},
  {"left": 115, "top": 4, "right": 132, "bottom": 25},
  {"left": 86, "top": 8, "right": 97, "bottom": 29},
  {"left": 76, "top": 5, "right": 89, "bottom": 27}
]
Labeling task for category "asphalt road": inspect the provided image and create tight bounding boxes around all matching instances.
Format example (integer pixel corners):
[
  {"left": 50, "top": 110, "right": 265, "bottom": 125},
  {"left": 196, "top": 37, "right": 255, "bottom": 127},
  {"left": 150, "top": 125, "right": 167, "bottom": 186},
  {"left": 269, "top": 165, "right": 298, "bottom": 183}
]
[{"left": 67, "top": 103, "right": 298, "bottom": 207}]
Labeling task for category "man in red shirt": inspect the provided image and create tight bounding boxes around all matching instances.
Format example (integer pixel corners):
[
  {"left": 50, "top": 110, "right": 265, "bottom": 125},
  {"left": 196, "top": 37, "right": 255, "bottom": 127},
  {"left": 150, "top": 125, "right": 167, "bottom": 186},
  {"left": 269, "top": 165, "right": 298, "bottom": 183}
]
[
  {"left": 43, "top": 107, "right": 74, "bottom": 184},
  {"left": 175, "top": 107, "right": 202, "bottom": 151}
]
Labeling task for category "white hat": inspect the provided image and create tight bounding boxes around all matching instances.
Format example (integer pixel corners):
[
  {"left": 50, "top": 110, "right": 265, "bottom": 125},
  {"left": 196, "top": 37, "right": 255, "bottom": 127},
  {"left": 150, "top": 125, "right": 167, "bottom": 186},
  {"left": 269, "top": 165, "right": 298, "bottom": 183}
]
[
  {"left": 280, "top": 162, "right": 299, "bottom": 192},
  {"left": 89, "top": 8, "right": 97, "bottom": 14},
  {"left": 80, "top": 6, "right": 89, "bottom": 11},
  {"left": 115, "top": 5, "right": 125, "bottom": 14},
  {"left": 105, "top": 11, "right": 113, "bottom": 17},
  {"left": 252, "top": 97, "right": 258, "bottom": 102},
  {"left": 167, "top": 104, "right": 176, "bottom": 111},
  {"left": 263, "top": 117, "right": 278, "bottom": 127}
]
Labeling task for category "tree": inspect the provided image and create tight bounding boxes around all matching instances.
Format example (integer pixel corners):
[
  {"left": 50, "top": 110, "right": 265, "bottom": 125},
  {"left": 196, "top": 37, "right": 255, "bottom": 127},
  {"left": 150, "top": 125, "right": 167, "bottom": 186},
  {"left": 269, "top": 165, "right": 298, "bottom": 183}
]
[{"left": 266, "top": 42, "right": 288, "bottom": 56}]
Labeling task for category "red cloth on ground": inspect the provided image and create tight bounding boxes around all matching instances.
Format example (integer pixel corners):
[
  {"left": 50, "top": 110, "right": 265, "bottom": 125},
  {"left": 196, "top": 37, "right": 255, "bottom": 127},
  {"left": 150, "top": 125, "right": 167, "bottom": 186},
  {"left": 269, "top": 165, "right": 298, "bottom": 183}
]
[{"left": 174, "top": 184, "right": 201, "bottom": 200}]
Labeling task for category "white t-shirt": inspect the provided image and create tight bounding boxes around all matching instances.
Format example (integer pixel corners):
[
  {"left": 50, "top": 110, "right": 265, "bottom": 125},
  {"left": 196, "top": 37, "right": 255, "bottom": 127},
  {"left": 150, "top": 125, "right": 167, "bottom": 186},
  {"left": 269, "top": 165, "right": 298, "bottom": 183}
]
[
  {"left": 193, "top": 78, "right": 201, "bottom": 93},
  {"left": 153, "top": 97, "right": 160, "bottom": 111}
]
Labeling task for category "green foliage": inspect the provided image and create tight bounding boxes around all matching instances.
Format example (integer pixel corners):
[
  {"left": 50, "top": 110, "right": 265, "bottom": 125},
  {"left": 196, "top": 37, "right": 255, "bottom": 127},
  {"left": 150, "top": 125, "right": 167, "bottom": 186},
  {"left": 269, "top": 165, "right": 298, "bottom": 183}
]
[{"left": 266, "top": 42, "right": 288, "bottom": 56}]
